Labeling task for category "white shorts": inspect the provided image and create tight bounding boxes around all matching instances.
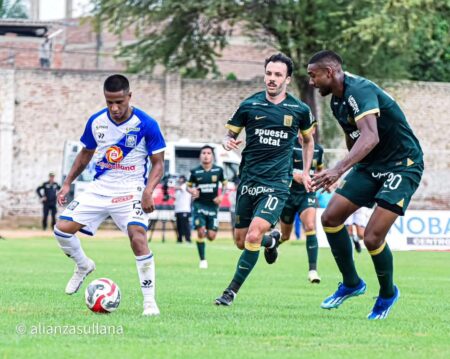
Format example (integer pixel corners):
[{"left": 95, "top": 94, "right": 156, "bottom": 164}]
[
  {"left": 60, "top": 191, "right": 149, "bottom": 235},
  {"left": 345, "top": 207, "right": 368, "bottom": 227}
]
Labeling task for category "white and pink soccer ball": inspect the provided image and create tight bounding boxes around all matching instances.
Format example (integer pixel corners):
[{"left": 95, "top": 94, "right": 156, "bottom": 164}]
[{"left": 85, "top": 278, "right": 121, "bottom": 313}]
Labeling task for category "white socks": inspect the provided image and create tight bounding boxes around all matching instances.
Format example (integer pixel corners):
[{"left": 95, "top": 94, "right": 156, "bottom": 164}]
[
  {"left": 54, "top": 226, "right": 89, "bottom": 268},
  {"left": 135, "top": 253, "right": 156, "bottom": 302}
]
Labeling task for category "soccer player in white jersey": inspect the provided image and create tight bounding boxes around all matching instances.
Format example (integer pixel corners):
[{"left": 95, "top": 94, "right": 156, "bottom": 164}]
[{"left": 54, "top": 74, "right": 166, "bottom": 316}]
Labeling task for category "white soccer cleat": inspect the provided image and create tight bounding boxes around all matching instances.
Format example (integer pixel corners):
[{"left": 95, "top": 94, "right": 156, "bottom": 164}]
[
  {"left": 143, "top": 299, "right": 160, "bottom": 316},
  {"left": 199, "top": 260, "right": 208, "bottom": 269},
  {"left": 308, "top": 270, "right": 321, "bottom": 284},
  {"left": 65, "top": 258, "right": 96, "bottom": 295}
]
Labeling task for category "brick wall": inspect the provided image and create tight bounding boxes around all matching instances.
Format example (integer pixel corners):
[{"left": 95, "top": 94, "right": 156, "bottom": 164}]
[{"left": 0, "top": 69, "right": 448, "bottom": 222}]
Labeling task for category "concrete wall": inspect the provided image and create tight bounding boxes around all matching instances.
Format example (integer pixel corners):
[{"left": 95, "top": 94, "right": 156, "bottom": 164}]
[{"left": 0, "top": 69, "right": 448, "bottom": 222}]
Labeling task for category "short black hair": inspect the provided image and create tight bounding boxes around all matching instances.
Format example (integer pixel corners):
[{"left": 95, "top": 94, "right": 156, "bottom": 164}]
[
  {"left": 308, "top": 50, "right": 343, "bottom": 66},
  {"left": 265, "top": 53, "right": 293, "bottom": 77},
  {"left": 104, "top": 74, "right": 130, "bottom": 93},
  {"left": 200, "top": 145, "right": 215, "bottom": 154}
]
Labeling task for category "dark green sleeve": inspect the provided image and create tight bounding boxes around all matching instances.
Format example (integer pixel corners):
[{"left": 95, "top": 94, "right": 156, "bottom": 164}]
[
  {"left": 298, "top": 105, "right": 316, "bottom": 135},
  {"left": 225, "top": 103, "right": 249, "bottom": 134},
  {"left": 346, "top": 84, "right": 380, "bottom": 122},
  {"left": 187, "top": 170, "right": 196, "bottom": 187}
]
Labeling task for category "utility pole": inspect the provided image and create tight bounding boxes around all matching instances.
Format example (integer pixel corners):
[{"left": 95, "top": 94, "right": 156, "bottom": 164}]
[{"left": 30, "top": 0, "right": 40, "bottom": 20}]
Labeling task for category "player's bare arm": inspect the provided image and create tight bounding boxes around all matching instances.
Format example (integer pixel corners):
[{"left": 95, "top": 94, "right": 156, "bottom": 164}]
[
  {"left": 57, "top": 148, "right": 95, "bottom": 205},
  {"left": 312, "top": 114, "right": 379, "bottom": 192},
  {"left": 186, "top": 182, "right": 199, "bottom": 198},
  {"left": 345, "top": 133, "right": 356, "bottom": 151},
  {"left": 300, "top": 130, "right": 315, "bottom": 192},
  {"left": 142, "top": 151, "right": 164, "bottom": 213},
  {"left": 222, "top": 129, "right": 242, "bottom": 151}
]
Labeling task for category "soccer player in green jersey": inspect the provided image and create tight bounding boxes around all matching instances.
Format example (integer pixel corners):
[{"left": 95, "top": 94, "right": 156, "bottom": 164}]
[
  {"left": 307, "top": 50, "right": 423, "bottom": 320},
  {"left": 215, "top": 53, "right": 316, "bottom": 306},
  {"left": 278, "top": 127, "right": 324, "bottom": 284},
  {"left": 187, "top": 145, "right": 227, "bottom": 269}
]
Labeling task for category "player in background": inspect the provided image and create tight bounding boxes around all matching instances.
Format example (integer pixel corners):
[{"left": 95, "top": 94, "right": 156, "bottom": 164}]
[
  {"left": 215, "top": 53, "right": 315, "bottom": 306},
  {"left": 308, "top": 50, "right": 423, "bottom": 320},
  {"left": 187, "top": 145, "right": 228, "bottom": 269},
  {"left": 54, "top": 74, "right": 166, "bottom": 316},
  {"left": 278, "top": 127, "right": 324, "bottom": 283},
  {"left": 344, "top": 207, "right": 368, "bottom": 253}
]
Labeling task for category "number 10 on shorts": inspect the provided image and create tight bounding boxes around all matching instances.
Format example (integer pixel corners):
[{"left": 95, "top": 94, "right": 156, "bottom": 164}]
[{"left": 265, "top": 194, "right": 279, "bottom": 211}]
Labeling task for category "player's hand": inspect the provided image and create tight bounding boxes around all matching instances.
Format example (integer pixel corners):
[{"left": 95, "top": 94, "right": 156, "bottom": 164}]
[
  {"left": 213, "top": 195, "right": 223, "bottom": 205},
  {"left": 141, "top": 190, "right": 155, "bottom": 213},
  {"left": 190, "top": 188, "right": 200, "bottom": 199},
  {"left": 57, "top": 185, "right": 70, "bottom": 206},
  {"left": 222, "top": 138, "right": 242, "bottom": 151},
  {"left": 312, "top": 168, "right": 342, "bottom": 192},
  {"left": 302, "top": 173, "right": 313, "bottom": 192},
  {"left": 293, "top": 172, "right": 303, "bottom": 184}
]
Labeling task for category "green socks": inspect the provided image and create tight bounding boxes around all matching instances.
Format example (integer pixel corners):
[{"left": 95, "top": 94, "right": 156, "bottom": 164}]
[
  {"left": 305, "top": 231, "right": 318, "bottom": 271},
  {"left": 369, "top": 241, "right": 394, "bottom": 298}
]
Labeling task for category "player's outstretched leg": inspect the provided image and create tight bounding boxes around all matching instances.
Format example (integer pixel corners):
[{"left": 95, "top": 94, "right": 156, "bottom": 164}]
[
  {"left": 54, "top": 226, "right": 96, "bottom": 295},
  {"left": 262, "top": 229, "right": 281, "bottom": 264},
  {"left": 196, "top": 228, "right": 208, "bottom": 269},
  {"left": 215, "top": 241, "right": 259, "bottom": 306}
]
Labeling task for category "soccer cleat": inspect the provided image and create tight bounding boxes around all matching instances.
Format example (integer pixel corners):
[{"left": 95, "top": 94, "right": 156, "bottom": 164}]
[
  {"left": 264, "top": 229, "right": 281, "bottom": 264},
  {"left": 367, "top": 286, "right": 400, "bottom": 320},
  {"left": 353, "top": 237, "right": 362, "bottom": 253},
  {"left": 65, "top": 258, "right": 96, "bottom": 295},
  {"left": 143, "top": 299, "right": 160, "bottom": 316},
  {"left": 308, "top": 270, "right": 321, "bottom": 284},
  {"left": 214, "top": 289, "right": 236, "bottom": 306},
  {"left": 321, "top": 279, "right": 366, "bottom": 309},
  {"left": 199, "top": 260, "right": 208, "bottom": 269}
]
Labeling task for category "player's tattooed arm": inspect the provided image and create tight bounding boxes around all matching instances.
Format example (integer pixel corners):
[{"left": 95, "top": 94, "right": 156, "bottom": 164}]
[
  {"left": 312, "top": 114, "right": 379, "bottom": 192},
  {"left": 142, "top": 151, "right": 165, "bottom": 213},
  {"left": 222, "top": 130, "right": 242, "bottom": 151},
  {"left": 57, "top": 148, "right": 95, "bottom": 205}
]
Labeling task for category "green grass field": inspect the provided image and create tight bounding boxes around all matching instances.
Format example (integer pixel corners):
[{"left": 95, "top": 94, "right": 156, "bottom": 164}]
[{"left": 1, "top": 235, "right": 449, "bottom": 359}]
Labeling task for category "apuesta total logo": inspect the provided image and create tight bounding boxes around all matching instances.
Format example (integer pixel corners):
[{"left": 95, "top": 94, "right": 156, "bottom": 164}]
[{"left": 105, "top": 146, "right": 123, "bottom": 163}]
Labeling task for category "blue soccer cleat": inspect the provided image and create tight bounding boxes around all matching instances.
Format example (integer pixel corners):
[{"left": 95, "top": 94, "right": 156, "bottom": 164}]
[
  {"left": 321, "top": 279, "right": 367, "bottom": 309},
  {"left": 367, "top": 285, "right": 400, "bottom": 320}
]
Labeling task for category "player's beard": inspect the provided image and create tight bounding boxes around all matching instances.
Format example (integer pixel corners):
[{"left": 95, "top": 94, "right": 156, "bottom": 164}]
[{"left": 266, "top": 82, "right": 284, "bottom": 97}]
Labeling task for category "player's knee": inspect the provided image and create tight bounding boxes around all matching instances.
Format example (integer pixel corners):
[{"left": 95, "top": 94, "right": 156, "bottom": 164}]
[
  {"left": 207, "top": 232, "right": 216, "bottom": 241},
  {"left": 363, "top": 229, "right": 384, "bottom": 250},
  {"left": 54, "top": 220, "right": 78, "bottom": 234},
  {"left": 303, "top": 222, "right": 315, "bottom": 233},
  {"left": 321, "top": 210, "right": 341, "bottom": 228},
  {"left": 245, "top": 230, "right": 261, "bottom": 244},
  {"left": 235, "top": 239, "right": 245, "bottom": 250}
]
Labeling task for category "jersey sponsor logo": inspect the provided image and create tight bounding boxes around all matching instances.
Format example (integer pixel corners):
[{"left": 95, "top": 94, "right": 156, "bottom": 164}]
[
  {"left": 282, "top": 103, "right": 299, "bottom": 108},
  {"left": 97, "top": 132, "right": 105, "bottom": 139},
  {"left": 125, "top": 135, "right": 137, "bottom": 148},
  {"left": 284, "top": 115, "right": 293, "bottom": 127},
  {"left": 348, "top": 95, "right": 360, "bottom": 114},
  {"left": 349, "top": 130, "right": 360, "bottom": 140},
  {"left": 197, "top": 183, "right": 217, "bottom": 193},
  {"left": 255, "top": 115, "right": 266, "bottom": 120},
  {"left": 112, "top": 195, "right": 134, "bottom": 203},
  {"left": 105, "top": 145, "right": 124, "bottom": 163},
  {"left": 126, "top": 127, "right": 140, "bottom": 133},
  {"left": 241, "top": 185, "right": 274, "bottom": 196},
  {"left": 95, "top": 125, "right": 108, "bottom": 130},
  {"left": 308, "top": 198, "right": 316, "bottom": 204},
  {"left": 254, "top": 128, "right": 288, "bottom": 147},
  {"left": 252, "top": 102, "right": 268, "bottom": 106},
  {"left": 97, "top": 162, "right": 137, "bottom": 171}
]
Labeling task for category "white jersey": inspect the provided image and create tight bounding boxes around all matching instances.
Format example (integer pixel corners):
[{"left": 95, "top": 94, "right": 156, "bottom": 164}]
[{"left": 80, "top": 107, "right": 166, "bottom": 196}]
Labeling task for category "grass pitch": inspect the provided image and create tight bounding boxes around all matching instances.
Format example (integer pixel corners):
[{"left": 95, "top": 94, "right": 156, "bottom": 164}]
[{"left": 0, "top": 234, "right": 449, "bottom": 359}]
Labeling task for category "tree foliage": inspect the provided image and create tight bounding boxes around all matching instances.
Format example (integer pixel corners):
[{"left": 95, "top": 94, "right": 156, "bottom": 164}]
[
  {"left": 92, "top": 0, "right": 449, "bottom": 103},
  {"left": 0, "top": 0, "right": 28, "bottom": 19}
]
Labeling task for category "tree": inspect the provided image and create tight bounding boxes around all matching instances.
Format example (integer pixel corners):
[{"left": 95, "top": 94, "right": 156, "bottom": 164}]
[
  {"left": 0, "top": 0, "right": 28, "bottom": 19},
  {"left": 93, "top": 0, "right": 449, "bottom": 110}
]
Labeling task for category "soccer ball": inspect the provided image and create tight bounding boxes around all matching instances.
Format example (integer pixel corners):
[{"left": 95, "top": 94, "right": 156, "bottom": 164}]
[{"left": 85, "top": 278, "right": 121, "bottom": 313}]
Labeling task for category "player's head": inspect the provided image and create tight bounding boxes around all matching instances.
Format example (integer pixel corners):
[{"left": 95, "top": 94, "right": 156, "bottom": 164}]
[
  {"left": 48, "top": 172, "right": 55, "bottom": 180},
  {"left": 103, "top": 74, "right": 132, "bottom": 122},
  {"left": 264, "top": 53, "right": 293, "bottom": 98},
  {"left": 200, "top": 145, "right": 215, "bottom": 165},
  {"left": 307, "top": 50, "right": 343, "bottom": 96}
]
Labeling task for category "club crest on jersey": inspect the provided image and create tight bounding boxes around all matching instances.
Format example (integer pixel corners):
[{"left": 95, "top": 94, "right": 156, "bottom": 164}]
[
  {"left": 211, "top": 175, "right": 217, "bottom": 182},
  {"left": 125, "top": 135, "right": 137, "bottom": 148},
  {"left": 284, "top": 115, "right": 293, "bottom": 127},
  {"left": 105, "top": 145, "right": 124, "bottom": 163}
]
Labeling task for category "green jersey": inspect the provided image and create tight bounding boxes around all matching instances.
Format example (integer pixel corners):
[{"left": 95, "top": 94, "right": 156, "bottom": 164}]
[
  {"left": 291, "top": 141, "right": 324, "bottom": 195},
  {"left": 331, "top": 73, "right": 423, "bottom": 168},
  {"left": 188, "top": 164, "right": 227, "bottom": 205},
  {"left": 226, "top": 91, "right": 315, "bottom": 188}
]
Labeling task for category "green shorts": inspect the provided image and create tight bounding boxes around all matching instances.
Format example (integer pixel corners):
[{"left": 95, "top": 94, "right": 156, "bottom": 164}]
[
  {"left": 280, "top": 191, "right": 317, "bottom": 225},
  {"left": 234, "top": 181, "right": 289, "bottom": 228},
  {"left": 336, "top": 161, "right": 424, "bottom": 216},
  {"left": 192, "top": 202, "right": 219, "bottom": 231}
]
